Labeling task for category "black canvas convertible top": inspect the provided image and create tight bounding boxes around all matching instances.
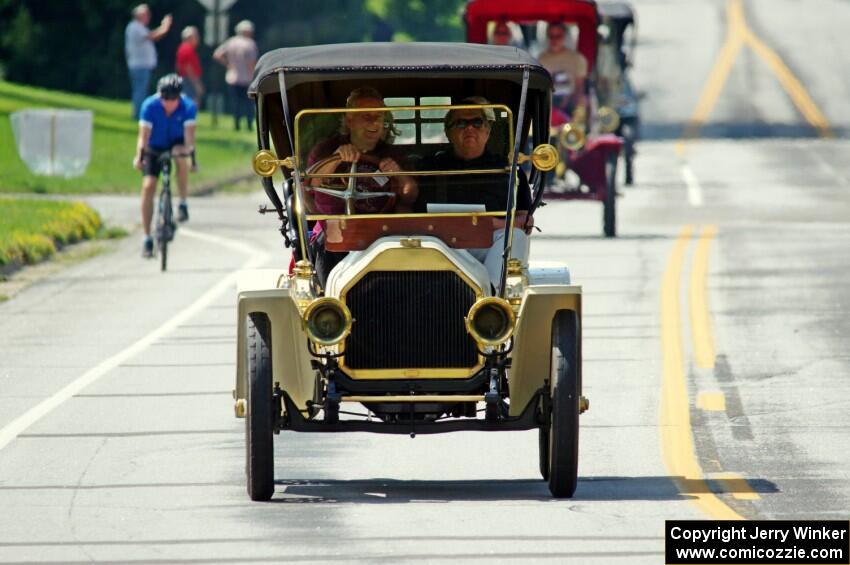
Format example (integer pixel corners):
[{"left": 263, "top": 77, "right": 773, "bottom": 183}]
[{"left": 248, "top": 42, "right": 552, "bottom": 96}]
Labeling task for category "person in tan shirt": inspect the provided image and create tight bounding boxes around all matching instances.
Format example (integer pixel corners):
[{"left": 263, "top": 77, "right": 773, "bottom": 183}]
[
  {"left": 538, "top": 22, "right": 588, "bottom": 117},
  {"left": 213, "top": 20, "right": 259, "bottom": 131}
]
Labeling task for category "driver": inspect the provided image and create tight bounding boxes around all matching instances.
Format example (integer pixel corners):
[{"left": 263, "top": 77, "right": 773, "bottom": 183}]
[
  {"left": 306, "top": 87, "right": 417, "bottom": 214},
  {"left": 305, "top": 87, "right": 418, "bottom": 286},
  {"left": 416, "top": 97, "right": 532, "bottom": 287}
]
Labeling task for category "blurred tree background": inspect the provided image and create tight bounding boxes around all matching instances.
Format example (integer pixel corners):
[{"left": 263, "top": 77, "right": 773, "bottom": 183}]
[{"left": 0, "top": 0, "right": 465, "bottom": 100}]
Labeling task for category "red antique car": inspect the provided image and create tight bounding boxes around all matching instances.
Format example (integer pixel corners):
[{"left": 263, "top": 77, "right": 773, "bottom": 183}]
[{"left": 466, "top": 0, "right": 624, "bottom": 237}]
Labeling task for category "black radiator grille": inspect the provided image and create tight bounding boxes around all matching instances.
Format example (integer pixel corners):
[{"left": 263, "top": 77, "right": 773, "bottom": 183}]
[{"left": 344, "top": 271, "right": 478, "bottom": 370}]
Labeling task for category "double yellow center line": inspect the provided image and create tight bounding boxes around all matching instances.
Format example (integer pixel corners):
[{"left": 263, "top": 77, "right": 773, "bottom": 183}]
[
  {"left": 660, "top": 225, "right": 744, "bottom": 519},
  {"left": 677, "top": 0, "right": 832, "bottom": 154}
]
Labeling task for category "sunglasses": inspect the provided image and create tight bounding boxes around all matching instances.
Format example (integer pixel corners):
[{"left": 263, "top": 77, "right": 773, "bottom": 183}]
[
  {"left": 449, "top": 118, "right": 488, "bottom": 130},
  {"left": 548, "top": 33, "right": 565, "bottom": 40}
]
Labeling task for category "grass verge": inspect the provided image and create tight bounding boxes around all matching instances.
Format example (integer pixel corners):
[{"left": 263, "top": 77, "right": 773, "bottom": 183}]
[
  {"left": 0, "top": 198, "right": 105, "bottom": 267},
  {"left": 0, "top": 80, "right": 256, "bottom": 194}
]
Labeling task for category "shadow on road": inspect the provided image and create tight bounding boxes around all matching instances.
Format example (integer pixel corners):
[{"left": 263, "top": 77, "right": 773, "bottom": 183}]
[{"left": 267, "top": 474, "right": 773, "bottom": 504}]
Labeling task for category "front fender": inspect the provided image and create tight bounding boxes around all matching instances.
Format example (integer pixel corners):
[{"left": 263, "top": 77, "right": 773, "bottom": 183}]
[
  {"left": 234, "top": 269, "right": 315, "bottom": 418},
  {"left": 508, "top": 285, "right": 582, "bottom": 417}
]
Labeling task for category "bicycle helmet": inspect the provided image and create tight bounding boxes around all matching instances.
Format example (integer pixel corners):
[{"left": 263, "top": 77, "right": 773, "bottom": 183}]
[{"left": 157, "top": 73, "right": 183, "bottom": 99}]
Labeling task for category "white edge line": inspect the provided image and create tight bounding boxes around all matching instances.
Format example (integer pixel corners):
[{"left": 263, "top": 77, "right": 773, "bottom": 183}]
[
  {"left": 0, "top": 230, "right": 270, "bottom": 452},
  {"left": 681, "top": 164, "right": 704, "bottom": 207}
]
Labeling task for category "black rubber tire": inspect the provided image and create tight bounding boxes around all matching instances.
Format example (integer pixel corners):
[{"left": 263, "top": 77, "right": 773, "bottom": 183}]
[
  {"left": 246, "top": 314, "right": 275, "bottom": 501},
  {"left": 158, "top": 189, "right": 171, "bottom": 272},
  {"left": 603, "top": 152, "right": 618, "bottom": 238},
  {"left": 547, "top": 310, "right": 580, "bottom": 498}
]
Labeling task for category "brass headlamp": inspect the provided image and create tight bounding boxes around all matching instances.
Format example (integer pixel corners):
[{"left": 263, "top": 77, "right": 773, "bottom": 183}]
[
  {"left": 302, "top": 297, "right": 353, "bottom": 346},
  {"left": 597, "top": 106, "right": 621, "bottom": 134},
  {"left": 559, "top": 123, "right": 586, "bottom": 151},
  {"left": 465, "top": 297, "right": 516, "bottom": 347}
]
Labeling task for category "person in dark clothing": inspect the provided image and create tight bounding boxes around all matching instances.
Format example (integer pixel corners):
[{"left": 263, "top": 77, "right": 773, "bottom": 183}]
[
  {"left": 415, "top": 148, "right": 508, "bottom": 212},
  {"left": 416, "top": 96, "right": 532, "bottom": 286}
]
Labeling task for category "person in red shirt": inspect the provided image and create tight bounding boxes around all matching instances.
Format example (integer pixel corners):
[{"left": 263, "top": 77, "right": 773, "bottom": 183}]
[{"left": 176, "top": 26, "right": 204, "bottom": 106}]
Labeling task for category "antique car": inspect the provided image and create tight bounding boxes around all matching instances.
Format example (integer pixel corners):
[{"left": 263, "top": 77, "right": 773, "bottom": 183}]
[
  {"left": 234, "top": 42, "right": 587, "bottom": 501},
  {"left": 597, "top": 2, "right": 639, "bottom": 185},
  {"left": 466, "top": 0, "right": 624, "bottom": 237}
]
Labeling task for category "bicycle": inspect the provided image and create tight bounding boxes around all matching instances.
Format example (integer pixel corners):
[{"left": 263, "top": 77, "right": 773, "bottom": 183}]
[{"left": 151, "top": 149, "right": 195, "bottom": 272}]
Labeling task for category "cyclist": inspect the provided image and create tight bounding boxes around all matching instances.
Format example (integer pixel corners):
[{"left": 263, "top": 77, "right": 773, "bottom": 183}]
[{"left": 133, "top": 73, "right": 197, "bottom": 258}]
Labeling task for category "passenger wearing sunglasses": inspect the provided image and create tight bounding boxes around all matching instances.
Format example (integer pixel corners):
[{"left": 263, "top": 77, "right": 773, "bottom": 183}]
[
  {"left": 415, "top": 97, "right": 532, "bottom": 287},
  {"left": 538, "top": 22, "right": 588, "bottom": 116}
]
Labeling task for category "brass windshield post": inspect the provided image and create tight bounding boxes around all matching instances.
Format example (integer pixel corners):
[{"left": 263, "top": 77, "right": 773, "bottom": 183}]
[
  {"left": 499, "top": 66, "right": 530, "bottom": 298},
  {"left": 277, "top": 70, "right": 310, "bottom": 263}
]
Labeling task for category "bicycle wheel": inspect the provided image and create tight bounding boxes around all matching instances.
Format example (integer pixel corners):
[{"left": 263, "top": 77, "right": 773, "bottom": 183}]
[{"left": 157, "top": 188, "right": 172, "bottom": 272}]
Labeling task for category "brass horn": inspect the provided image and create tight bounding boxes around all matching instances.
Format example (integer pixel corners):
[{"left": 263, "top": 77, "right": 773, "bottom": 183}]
[
  {"left": 559, "top": 123, "right": 586, "bottom": 151},
  {"left": 597, "top": 106, "right": 621, "bottom": 134},
  {"left": 252, "top": 150, "right": 295, "bottom": 177}
]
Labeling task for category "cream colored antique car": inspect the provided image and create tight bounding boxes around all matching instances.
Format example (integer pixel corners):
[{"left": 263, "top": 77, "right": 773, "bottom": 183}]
[{"left": 234, "top": 42, "right": 586, "bottom": 501}]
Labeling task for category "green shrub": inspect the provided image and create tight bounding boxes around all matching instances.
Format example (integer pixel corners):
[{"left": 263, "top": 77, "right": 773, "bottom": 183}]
[{"left": 0, "top": 198, "right": 103, "bottom": 266}]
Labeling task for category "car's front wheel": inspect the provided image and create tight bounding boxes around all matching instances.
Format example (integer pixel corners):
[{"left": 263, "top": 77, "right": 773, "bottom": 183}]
[
  {"left": 547, "top": 310, "right": 580, "bottom": 498},
  {"left": 246, "top": 313, "right": 275, "bottom": 501}
]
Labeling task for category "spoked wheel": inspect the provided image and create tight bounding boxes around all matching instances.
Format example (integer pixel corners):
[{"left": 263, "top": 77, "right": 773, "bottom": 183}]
[
  {"left": 603, "top": 152, "right": 618, "bottom": 238},
  {"left": 156, "top": 189, "right": 172, "bottom": 272},
  {"left": 246, "top": 314, "right": 275, "bottom": 501},
  {"left": 546, "top": 310, "right": 580, "bottom": 498}
]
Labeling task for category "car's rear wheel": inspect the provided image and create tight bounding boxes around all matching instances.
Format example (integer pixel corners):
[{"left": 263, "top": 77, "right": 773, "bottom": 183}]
[
  {"left": 547, "top": 310, "right": 580, "bottom": 498},
  {"left": 246, "top": 313, "right": 275, "bottom": 501}
]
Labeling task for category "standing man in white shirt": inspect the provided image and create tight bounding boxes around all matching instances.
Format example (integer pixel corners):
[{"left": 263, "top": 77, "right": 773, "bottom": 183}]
[
  {"left": 125, "top": 4, "right": 172, "bottom": 120},
  {"left": 213, "top": 20, "right": 259, "bottom": 131}
]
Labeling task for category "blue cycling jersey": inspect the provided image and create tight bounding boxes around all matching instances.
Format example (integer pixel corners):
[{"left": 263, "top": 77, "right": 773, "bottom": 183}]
[{"left": 139, "top": 94, "right": 197, "bottom": 149}]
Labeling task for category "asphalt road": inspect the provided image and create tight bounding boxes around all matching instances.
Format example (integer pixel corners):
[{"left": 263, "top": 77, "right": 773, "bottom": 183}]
[{"left": 2, "top": 0, "right": 849, "bottom": 562}]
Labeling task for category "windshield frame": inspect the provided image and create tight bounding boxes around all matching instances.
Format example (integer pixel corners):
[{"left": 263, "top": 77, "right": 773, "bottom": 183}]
[{"left": 293, "top": 103, "right": 515, "bottom": 179}]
